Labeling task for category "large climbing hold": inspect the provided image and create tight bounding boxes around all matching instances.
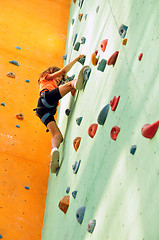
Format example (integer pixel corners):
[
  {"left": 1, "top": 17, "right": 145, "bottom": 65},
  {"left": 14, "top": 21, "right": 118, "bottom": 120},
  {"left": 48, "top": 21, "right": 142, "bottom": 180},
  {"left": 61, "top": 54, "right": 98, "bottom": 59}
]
[
  {"left": 58, "top": 196, "right": 70, "bottom": 214},
  {"left": 73, "top": 137, "right": 81, "bottom": 151},
  {"left": 110, "top": 126, "right": 120, "bottom": 140},
  {"left": 97, "top": 59, "right": 107, "bottom": 72},
  {"left": 76, "top": 206, "right": 86, "bottom": 224},
  {"left": 97, "top": 104, "right": 110, "bottom": 125},
  {"left": 110, "top": 96, "right": 120, "bottom": 111},
  {"left": 118, "top": 24, "right": 128, "bottom": 38},
  {"left": 141, "top": 121, "right": 159, "bottom": 139},
  {"left": 91, "top": 51, "right": 98, "bottom": 66},
  {"left": 107, "top": 51, "right": 119, "bottom": 66},
  {"left": 88, "top": 123, "right": 98, "bottom": 138},
  {"left": 100, "top": 39, "right": 108, "bottom": 52},
  {"left": 87, "top": 219, "right": 96, "bottom": 233}
]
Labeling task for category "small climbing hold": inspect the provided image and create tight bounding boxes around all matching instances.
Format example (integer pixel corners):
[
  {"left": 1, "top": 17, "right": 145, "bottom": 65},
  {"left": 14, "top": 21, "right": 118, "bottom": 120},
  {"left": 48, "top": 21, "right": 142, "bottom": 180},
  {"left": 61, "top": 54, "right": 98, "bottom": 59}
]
[
  {"left": 16, "top": 125, "right": 20, "bottom": 128},
  {"left": 130, "top": 145, "right": 137, "bottom": 155},
  {"left": 72, "top": 160, "right": 81, "bottom": 174},
  {"left": 73, "top": 137, "right": 81, "bottom": 151},
  {"left": 76, "top": 206, "right": 86, "bottom": 224},
  {"left": 87, "top": 219, "right": 96, "bottom": 234},
  {"left": 25, "top": 79, "right": 30, "bottom": 83},
  {"left": 97, "top": 59, "right": 107, "bottom": 72},
  {"left": 76, "top": 117, "right": 83, "bottom": 126},
  {"left": 66, "top": 186, "right": 70, "bottom": 194},
  {"left": 24, "top": 186, "right": 29, "bottom": 190},
  {"left": 110, "top": 96, "right": 120, "bottom": 111},
  {"left": 58, "top": 196, "right": 70, "bottom": 214},
  {"left": 73, "top": 0, "right": 76, "bottom": 3},
  {"left": 107, "top": 51, "right": 119, "bottom": 66},
  {"left": 96, "top": 6, "right": 100, "bottom": 13},
  {"left": 138, "top": 53, "right": 143, "bottom": 61},
  {"left": 81, "top": 37, "right": 86, "bottom": 44},
  {"left": 84, "top": 14, "right": 87, "bottom": 20},
  {"left": 97, "top": 104, "right": 110, "bottom": 125},
  {"left": 78, "top": 56, "right": 86, "bottom": 65},
  {"left": 1, "top": 102, "right": 5, "bottom": 106},
  {"left": 88, "top": 123, "right": 98, "bottom": 138},
  {"left": 91, "top": 52, "right": 98, "bottom": 66},
  {"left": 100, "top": 39, "right": 108, "bottom": 52},
  {"left": 110, "top": 126, "right": 120, "bottom": 140},
  {"left": 141, "top": 121, "right": 159, "bottom": 139},
  {"left": 16, "top": 113, "right": 24, "bottom": 120},
  {"left": 79, "top": 0, "right": 84, "bottom": 8},
  {"left": 71, "top": 19, "right": 75, "bottom": 25},
  {"left": 78, "top": 14, "right": 83, "bottom": 21},
  {"left": 7, "top": 71, "right": 16, "bottom": 78},
  {"left": 71, "top": 89, "right": 76, "bottom": 97},
  {"left": 74, "top": 42, "right": 80, "bottom": 51},
  {"left": 62, "top": 54, "right": 67, "bottom": 60},
  {"left": 65, "top": 109, "right": 70, "bottom": 116},
  {"left": 118, "top": 24, "right": 128, "bottom": 38},
  {"left": 122, "top": 38, "right": 127, "bottom": 45},
  {"left": 72, "top": 190, "right": 77, "bottom": 199},
  {"left": 16, "top": 46, "right": 21, "bottom": 50},
  {"left": 67, "top": 74, "right": 75, "bottom": 82},
  {"left": 73, "top": 33, "right": 78, "bottom": 46},
  {"left": 9, "top": 60, "right": 19, "bottom": 66}
]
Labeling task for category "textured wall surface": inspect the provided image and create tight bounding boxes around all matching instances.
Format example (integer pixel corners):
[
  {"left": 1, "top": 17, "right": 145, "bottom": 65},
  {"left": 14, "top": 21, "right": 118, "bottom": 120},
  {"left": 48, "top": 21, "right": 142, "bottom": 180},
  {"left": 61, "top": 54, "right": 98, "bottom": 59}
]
[
  {"left": 42, "top": 0, "right": 159, "bottom": 239},
  {"left": 0, "top": 0, "right": 70, "bottom": 239}
]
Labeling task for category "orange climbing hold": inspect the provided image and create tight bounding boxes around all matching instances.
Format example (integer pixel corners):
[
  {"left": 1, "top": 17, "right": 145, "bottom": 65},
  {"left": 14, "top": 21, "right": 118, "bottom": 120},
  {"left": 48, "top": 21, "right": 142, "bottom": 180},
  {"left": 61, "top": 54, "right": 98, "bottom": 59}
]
[
  {"left": 73, "top": 137, "right": 81, "bottom": 151},
  {"left": 100, "top": 39, "right": 108, "bottom": 52},
  {"left": 91, "top": 52, "right": 98, "bottom": 66},
  {"left": 110, "top": 96, "right": 120, "bottom": 111},
  {"left": 107, "top": 51, "right": 119, "bottom": 66},
  {"left": 141, "top": 121, "right": 159, "bottom": 139},
  {"left": 58, "top": 196, "right": 70, "bottom": 214},
  {"left": 88, "top": 123, "right": 98, "bottom": 138},
  {"left": 16, "top": 113, "right": 24, "bottom": 120},
  {"left": 73, "top": 0, "right": 76, "bottom": 3},
  {"left": 122, "top": 38, "right": 127, "bottom": 45}
]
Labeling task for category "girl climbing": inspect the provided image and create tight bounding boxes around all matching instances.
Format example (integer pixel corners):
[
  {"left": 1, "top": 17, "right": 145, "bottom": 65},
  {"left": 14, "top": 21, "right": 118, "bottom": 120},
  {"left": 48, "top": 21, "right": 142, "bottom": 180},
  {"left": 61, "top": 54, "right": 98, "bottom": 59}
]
[{"left": 36, "top": 54, "right": 85, "bottom": 173}]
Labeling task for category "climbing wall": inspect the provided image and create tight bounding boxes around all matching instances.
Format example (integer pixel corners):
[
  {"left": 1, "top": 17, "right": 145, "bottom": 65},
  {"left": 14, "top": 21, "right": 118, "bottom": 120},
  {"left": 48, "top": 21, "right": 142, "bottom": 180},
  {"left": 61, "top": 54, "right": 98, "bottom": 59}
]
[
  {"left": 0, "top": 0, "right": 70, "bottom": 239},
  {"left": 42, "top": 0, "right": 159, "bottom": 239}
]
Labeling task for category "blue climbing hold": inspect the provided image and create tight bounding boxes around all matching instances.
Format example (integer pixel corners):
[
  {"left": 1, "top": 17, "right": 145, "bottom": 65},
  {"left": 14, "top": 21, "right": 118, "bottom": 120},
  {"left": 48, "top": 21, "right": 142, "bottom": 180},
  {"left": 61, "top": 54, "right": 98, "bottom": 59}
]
[
  {"left": 81, "top": 37, "right": 86, "bottom": 44},
  {"left": 79, "top": 0, "right": 84, "bottom": 8},
  {"left": 65, "top": 109, "right": 70, "bottom": 116},
  {"left": 24, "top": 186, "right": 29, "bottom": 190},
  {"left": 72, "top": 190, "right": 77, "bottom": 199},
  {"left": 67, "top": 74, "right": 75, "bottom": 82},
  {"left": 1, "top": 102, "right": 5, "bottom": 106},
  {"left": 78, "top": 56, "right": 86, "bottom": 65},
  {"left": 72, "top": 160, "right": 81, "bottom": 174},
  {"left": 130, "top": 145, "right": 137, "bottom": 155},
  {"left": 119, "top": 24, "right": 128, "bottom": 38},
  {"left": 62, "top": 54, "right": 67, "bottom": 60},
  {"left": 66, "top": 186, "right": 70, "bottom": 194},
  {"left": 25, "top": 79, "right": 30, "bottom": 83},
  {"left": 71, "top": 19, "right": 75, "bottom": 25},
  {"left": 16, "top": 125, "right": 20, "bottom": 128},
  {"left": 16, "top": 46, "right": 21, "bottom": 50},
  {"left": 9, "top": 60, "right": 19, "bottom": 66},
  {"left": 97, "top": 59, "right": 107, "bottom": 72},
  {"left": 0, "top": 234, "right": 3, "bottom": 239},
  {"left": 76, "top": 117, "right": 83, "bottom": 126},
  {"left": 76, "top": 206, "right": 86, "bottom": 224},
  {"left": 97, "top": 104, "right": 110, "bottom": 125},
  {"left": 73, "top": 33, "right": 78, "bottom": 46},
  {"left": 87, "top": 219, "right": 96, "bottom": 233}
]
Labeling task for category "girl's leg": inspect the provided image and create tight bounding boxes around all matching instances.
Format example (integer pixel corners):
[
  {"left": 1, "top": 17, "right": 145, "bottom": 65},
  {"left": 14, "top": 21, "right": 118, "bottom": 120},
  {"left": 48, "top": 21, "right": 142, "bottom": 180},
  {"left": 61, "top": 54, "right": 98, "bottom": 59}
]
[
  {"left": 47, "top": 121, "right": 63, "bottom": 149},
  {"left": 58, "top": 79, "right": 76, "bottom": 98}
]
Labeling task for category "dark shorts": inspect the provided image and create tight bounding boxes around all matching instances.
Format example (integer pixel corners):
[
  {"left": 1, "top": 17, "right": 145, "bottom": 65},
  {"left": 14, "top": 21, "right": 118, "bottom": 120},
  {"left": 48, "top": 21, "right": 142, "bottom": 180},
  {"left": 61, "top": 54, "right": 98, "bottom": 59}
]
[{"left": 36, "top": 88, "right": 62, "bottom": 126}]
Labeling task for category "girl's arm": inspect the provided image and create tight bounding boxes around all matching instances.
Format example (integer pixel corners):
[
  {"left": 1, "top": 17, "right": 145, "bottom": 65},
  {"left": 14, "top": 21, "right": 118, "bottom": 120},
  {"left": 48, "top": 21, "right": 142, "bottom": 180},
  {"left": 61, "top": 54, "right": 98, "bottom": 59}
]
[{"left": 46, "top": 54, "right": 84, "bottom": 80}]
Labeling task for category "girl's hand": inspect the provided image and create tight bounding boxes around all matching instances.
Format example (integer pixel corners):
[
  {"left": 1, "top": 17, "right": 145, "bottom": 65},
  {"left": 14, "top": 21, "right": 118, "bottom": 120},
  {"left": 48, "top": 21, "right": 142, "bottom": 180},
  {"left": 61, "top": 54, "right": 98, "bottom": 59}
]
[{"left": 77, "top": 54, "right": 85, "bottom": 60}]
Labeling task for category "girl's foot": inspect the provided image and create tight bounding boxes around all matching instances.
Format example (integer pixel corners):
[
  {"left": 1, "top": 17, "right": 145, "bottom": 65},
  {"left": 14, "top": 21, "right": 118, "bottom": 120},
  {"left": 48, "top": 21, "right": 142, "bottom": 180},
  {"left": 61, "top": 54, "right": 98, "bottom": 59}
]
[
  {"left": 50, "top": 147, "right": 59, "bottom": 173},
  {"left": 72, "top": 66, "right": 88, "bottom": 90}
]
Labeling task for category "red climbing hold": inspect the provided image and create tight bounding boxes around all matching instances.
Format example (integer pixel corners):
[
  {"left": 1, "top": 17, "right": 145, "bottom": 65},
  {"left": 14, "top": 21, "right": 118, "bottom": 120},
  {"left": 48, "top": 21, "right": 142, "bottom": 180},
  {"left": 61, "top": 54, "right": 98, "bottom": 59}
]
[
  {"left": 138, "top": 53, "right": 143, "bottom": 61},
  {"left": 100, "top": 39, "right": 108, "bottom": 52},
  {"left": 110, "top": 96, "right": 120, "bottom": 111},
  {"left": 141, "top": 121, "right": 159, "bottom": 139},
  {"left": 88, "top": 123, "right": 98, "bottom": 138},
  {"left": 110, "top": 126, "right": 120, "bottom": 140},
  {"left": 58, "top": 196, "right": 70, "bottom": 214},
  {"left": 73, "top": 137, "right": 81, "bottom": 151},
  {"left": 16, "top": 113, "right": 24, "bottom": 120},
  {"left": 107, "top": 51, "right": 119, "bottom": 66},
  {"left": 71, "top": 89, "right": 76, "bottom": 97}
]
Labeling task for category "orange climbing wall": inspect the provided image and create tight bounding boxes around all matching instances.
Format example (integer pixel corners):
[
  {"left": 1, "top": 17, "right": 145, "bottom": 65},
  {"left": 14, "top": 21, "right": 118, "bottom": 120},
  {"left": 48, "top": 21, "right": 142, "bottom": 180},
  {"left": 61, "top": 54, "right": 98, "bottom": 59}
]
[{"left": 0, "top": 0, "right": 70, "bottom": 239}]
